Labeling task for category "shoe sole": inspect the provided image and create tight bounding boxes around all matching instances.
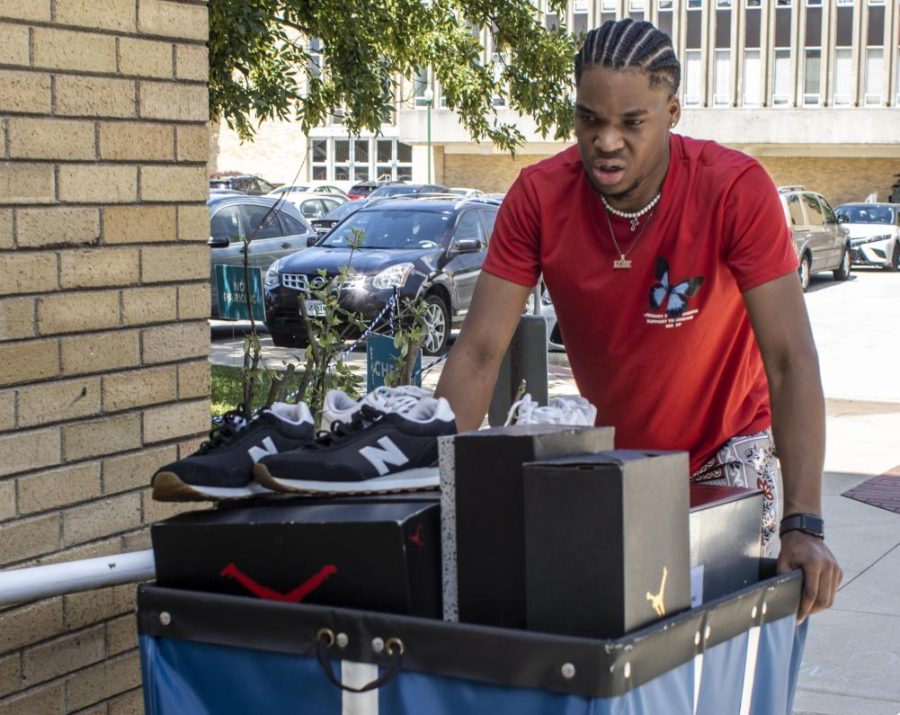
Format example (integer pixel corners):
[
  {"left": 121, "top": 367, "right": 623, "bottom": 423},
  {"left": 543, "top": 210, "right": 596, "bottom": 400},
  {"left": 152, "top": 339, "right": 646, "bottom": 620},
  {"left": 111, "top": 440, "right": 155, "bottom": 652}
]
[
  {"left": 253, "top": 463, "right": 439, "bottom": 495},
  {"left": 152, "top": 471, "right": 276, "bottom": 502}
]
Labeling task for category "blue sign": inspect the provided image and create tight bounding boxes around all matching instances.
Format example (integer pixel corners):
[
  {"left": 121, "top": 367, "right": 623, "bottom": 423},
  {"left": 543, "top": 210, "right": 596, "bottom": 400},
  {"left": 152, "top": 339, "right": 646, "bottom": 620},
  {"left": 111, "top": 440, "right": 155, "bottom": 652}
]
[
  {"left": 366, "top": 334, "right": 422, "bottom": 392},
  {"left": 215, "top": 265, "right": 265, "bottom": 321}
]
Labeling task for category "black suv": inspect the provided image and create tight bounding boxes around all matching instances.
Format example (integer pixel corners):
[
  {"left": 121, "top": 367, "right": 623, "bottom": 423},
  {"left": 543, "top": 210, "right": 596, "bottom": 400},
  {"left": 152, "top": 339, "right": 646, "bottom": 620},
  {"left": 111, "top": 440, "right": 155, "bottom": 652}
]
[
  {"left": 209, "top": 175, "right": 279, "bottom": 195},
  {"left": 263, "top": 197, "right": 499, "bottom": 354}
]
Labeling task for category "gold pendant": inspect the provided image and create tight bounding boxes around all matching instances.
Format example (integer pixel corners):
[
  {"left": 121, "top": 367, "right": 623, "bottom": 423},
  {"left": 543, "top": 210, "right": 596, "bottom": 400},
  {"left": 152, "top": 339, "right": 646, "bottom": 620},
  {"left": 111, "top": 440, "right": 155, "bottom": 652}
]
[{"left": 613, "top": 256, "right": 632, "bottom": 269}]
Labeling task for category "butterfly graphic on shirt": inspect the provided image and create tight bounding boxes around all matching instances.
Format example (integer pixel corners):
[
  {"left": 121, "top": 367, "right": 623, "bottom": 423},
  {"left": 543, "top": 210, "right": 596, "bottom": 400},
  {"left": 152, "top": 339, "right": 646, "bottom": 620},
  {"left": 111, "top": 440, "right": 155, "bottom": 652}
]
[{"left": 648, "top": 257, "right": 704, "bottom": 318}]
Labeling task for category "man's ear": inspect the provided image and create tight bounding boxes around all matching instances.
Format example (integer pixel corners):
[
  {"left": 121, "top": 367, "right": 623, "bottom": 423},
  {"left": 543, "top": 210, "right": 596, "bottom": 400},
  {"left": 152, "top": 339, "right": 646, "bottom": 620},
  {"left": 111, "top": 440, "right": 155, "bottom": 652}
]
[{"left": 667, "top": 95, "right": 681, "bottom": 129}]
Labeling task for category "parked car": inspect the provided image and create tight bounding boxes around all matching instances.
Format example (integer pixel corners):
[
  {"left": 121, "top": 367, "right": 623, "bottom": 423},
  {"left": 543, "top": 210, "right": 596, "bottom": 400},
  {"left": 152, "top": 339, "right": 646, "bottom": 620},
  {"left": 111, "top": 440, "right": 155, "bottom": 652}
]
[
  {"left": 269, "top": 182, "right": 349, "bottom": 198},
  {"left": 448, "top": 187, "right": 484, "bottom": 198},
  {"left": 836, "top": 203, "right": 900, "bottom": 270},
  {"left": 209, "top": 175, "right": 280, "bottom": 195},
  {"left": 308, "top": 199, "right": 370, "bottom": 236},
  {"left": 367, "top": 183, "right": 449, "bottom": 199},
  {"left": 263, "top": 197, "right": 500, "bottom": 354},
  {"left": 778, "top": 186, "right": 851, "bottom": 291},
  {"left": 347, "top": 181, "right": 379, "bottom": 200},
  {"left": 208, "top": 195, "right": 317, "bottom": 318},
  {"left": 272, "top": 191, "right": 347, "bottom": 221}
]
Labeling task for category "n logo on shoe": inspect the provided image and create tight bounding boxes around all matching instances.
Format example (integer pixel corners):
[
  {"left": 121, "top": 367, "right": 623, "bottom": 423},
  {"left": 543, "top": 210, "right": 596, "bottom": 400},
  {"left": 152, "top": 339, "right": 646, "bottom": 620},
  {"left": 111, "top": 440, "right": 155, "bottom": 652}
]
[
  {"left": 359, "top": 436, "right": 409, "bottom": 476},
  {"left": 248, "top": 436, "right": 278, "bottom": 463}
]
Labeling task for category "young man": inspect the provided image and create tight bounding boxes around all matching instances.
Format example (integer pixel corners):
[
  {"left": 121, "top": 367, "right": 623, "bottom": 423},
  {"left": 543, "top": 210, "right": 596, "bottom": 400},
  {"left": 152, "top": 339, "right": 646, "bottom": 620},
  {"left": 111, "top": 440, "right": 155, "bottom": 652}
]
[{"left": 435, "top": 18, "right": 841, "bottom": 622}]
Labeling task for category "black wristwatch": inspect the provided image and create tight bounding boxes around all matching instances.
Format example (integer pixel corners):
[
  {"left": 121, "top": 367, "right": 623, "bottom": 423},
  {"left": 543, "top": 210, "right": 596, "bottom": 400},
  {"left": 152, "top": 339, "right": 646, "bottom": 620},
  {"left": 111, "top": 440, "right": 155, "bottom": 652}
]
[{"left": 780, "top": 513, "right": 825, "bottom": 539}]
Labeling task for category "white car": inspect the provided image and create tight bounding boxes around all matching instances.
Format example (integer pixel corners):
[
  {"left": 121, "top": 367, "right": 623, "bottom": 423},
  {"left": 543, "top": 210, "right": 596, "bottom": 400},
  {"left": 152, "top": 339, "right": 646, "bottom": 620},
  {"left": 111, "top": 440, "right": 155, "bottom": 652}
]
[
  {"left": 270, "top": 191, "right": 347, "bottom": 221},
  {"left": 837, "top": 203, "right": 900, "bottom": 270}
]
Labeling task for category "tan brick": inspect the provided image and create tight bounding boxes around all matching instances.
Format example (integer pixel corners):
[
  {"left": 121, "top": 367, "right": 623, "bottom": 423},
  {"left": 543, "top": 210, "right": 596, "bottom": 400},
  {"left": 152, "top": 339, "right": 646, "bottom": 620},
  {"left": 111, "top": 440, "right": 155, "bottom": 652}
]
[
  {"left": 0, "top": 513, "right": 61, "bottom": 565},
  {"left": 143, "top": 399, "right": 209, "bottom": 443},
  {"left": 143, "top": 488, "right": 199, "bottom": 522},
  {"left": 142, "top": 243, "right": 208, "bottom": 283},
  {"left": 64, "top": 583, "right": 134, "bottom": 630},
  {"left": 120, "top": 36, "right": 173, "bottom": 78},
  {"left": 60, "top": 248, "right": 140, "bottom": 289},
  {"left": 0, "top": 481, "right": 14, "bottom": 522},
  {"left": 0, "top": 70, "right": 52, "bottom": 114},
  {"left": 103, "top": 365, "right": 177, "bottom": 412},
  {"left": 63, "top": 413, "right": 141, "bottom": 461},
  {"left": 17, "top": 207, "right": 101, "bottom": 248},
  {"left": 56, "top": 75, "right": 135, "bottom": 118},
  {"left": 61, "top": 330, "right": 140, "bottom": 376},
  {"left": 0, "top": 340, "right": 59, "bottom": 388},
  {"left": 177, "top": 282, "right": 210, "bottom": 320},
  {"left": 66, "top": 651, "right": 142, "bottom": 711},
  {"left": 33, "top": 27, "right": 117, "bottom": 73},
  {"left": 121, "top": 285, "right": 177, "bottom": 326},
  {"left": 8, "top": 118, "right": 95, "bottom": 161},
  {"left": 0, "top": 390, "right": 14, "bottom": 432},
  {"left": 139, "top": 81, "right": 208, "bottom": 122},
  {"left": 0, "top": 210, "right": 11, "bottom": 249},
  {"left": 104, "top": 205, "right": 177, "bottom": 244},
  {"left": 0, "top": 252, "right": 57, "bottom": 295},
  {"left": 178, "top": 203, "right": 209, "bottom": 241},
  {"left": 18, "top": 377, "right": 102, "bottom": 428},
  {"left": 109, "top": 687, "right": 143, "bottom": 715},
  {"left": 0, "top": 654, "right": 19, "bottom": 698},
  {"left": 42, "top": 535, "right": 120, "bottom": 565},
  {"left": 103, "top": 444, "right": 175, "bottom": 494},
  {"left": 18, "top": 462, "right": 102, "bottom": 514},
  {"left": 0, "top": 297, "right": 35, "bottom": 340},
  {"left": 22, "top": 625, "right": 105, "bottom": 685},
  {"left": 121, "top": 529, "right": 151, "bottom": 551},
  {"left": 0, "top": 22, "right": 29, "bottom": 66},
  {"left": 177, "top": 434, "right": 204, "bottom": 458},
  {"left": 0, "top": 598, "right": 63, "bottom": 654},
  {"left": 106, "top": 614, "right": 137, "bottom": 656},
  {"left": 140, "top": 164, "right": 208, "bottom": 202},
  {"left": 176, "top": 124, "right": 208, "bottom": 162},
  {"left": 0, "top": 1, "right": 50, "bottom": 21},
  {"left": 55, "top": 0, "right": 136, "bottom": 32},
  {"left": 0, "top": 427, "right": 61, "bottom": 478},
  {"left": 38, "top": 290, "right": 120, "bottom": 335},
  {"left": 0, "top": 162, "right": 55, "bottom": 204},
  {"left": 100, "top": 121, "right": 174, "bottom": 162},
  {"left": 58, "top": 164, "right": 138, "bottom": 203},
  {"left": 138, "top": 0, "right": 208, "bottom": 41},
  {"left": 142, "top": 320, "right": 208, "bottom": 363},
  {"left": 63, "top": 492, "right": 142, "bottom": 546},
  {"left": 0, "top": 682, "right": 64, "bottom": 715},
  {"left": 175, "top": 43, "right": 208, "bottom": 81}
]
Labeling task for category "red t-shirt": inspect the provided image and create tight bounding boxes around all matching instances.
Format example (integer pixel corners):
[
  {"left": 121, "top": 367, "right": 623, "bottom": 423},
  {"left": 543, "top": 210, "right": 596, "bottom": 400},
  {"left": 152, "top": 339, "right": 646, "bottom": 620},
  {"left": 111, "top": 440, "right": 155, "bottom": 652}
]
[{"left": 482, "top": 134, "right": 798, "bottom": 473}]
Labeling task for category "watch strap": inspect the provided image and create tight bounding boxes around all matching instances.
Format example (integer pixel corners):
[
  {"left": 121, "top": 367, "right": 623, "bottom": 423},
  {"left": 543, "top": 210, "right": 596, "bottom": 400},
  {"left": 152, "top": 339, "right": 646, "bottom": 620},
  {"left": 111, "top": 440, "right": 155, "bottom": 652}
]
[{"left": 780, "top": 512, "right": 825, "bottom": 539}]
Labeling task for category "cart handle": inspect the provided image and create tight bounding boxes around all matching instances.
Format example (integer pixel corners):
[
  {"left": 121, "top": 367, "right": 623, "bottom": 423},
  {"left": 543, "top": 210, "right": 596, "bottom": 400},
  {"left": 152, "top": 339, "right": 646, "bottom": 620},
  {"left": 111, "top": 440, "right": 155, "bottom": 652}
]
[{"left": 315, "top": 628, "right": 404, "bottom": 693}]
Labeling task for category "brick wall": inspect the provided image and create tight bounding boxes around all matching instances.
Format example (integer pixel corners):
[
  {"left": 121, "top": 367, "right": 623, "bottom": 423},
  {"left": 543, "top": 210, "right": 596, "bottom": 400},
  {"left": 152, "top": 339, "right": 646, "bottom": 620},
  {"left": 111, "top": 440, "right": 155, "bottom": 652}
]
[
  {"left": 442, "top": 152, "right": 557, "bottom": 194},
  {"left": 0, "top": 1, "right": 210, "bottom": 712}
]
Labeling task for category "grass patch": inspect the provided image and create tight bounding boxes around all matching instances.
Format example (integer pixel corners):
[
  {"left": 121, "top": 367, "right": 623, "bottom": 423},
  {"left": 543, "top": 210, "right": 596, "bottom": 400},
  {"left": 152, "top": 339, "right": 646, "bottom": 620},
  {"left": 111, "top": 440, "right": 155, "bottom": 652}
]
[{"left": 210, "top": 364, "right": 307, "bottom": 417}]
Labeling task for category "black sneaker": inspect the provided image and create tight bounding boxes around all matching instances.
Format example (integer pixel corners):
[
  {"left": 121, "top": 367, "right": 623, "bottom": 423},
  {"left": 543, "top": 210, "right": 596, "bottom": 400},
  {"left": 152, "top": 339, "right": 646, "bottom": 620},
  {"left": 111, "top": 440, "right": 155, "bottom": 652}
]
[
  {"left": 152, "top": 402, "right": 315, "bottom": 501},
  {"left": 253, "top": 398, "right": 456, "bottom": 494}
]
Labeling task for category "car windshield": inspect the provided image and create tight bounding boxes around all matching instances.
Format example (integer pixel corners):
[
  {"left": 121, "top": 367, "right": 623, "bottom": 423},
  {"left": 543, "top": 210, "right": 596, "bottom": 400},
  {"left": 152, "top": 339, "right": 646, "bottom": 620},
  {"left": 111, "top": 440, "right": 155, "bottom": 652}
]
[
  {"left": 836, "top": 205, "right": 895, "bottom": 225},
  {"left": 320, "top": 209, "right": 452, "bottom": 249}
]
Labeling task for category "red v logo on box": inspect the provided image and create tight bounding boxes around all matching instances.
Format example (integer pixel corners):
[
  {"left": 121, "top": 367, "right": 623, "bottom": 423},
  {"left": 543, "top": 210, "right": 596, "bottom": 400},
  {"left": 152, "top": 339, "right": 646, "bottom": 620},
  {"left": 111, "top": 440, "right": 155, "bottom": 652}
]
[{"left": 220, "top": 562, "right": 338, "bottom": 603}]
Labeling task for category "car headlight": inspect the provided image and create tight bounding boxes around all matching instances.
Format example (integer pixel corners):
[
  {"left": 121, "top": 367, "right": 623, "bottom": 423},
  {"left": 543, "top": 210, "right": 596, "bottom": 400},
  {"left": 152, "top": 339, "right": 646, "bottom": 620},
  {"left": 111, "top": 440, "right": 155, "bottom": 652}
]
[
  {"left": 372, "top": 263, "right": 414, "bottom": 289},
  {"left": 339, "top": 273, "right": 368, "bottom": 291},
  {"left": 264, "top": 260, "right": 281, "bottom": 288}
]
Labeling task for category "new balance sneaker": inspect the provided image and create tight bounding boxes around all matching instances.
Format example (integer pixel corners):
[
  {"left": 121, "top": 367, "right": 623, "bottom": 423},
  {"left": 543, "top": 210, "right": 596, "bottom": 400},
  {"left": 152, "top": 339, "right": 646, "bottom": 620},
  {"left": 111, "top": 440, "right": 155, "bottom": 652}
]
[
  {"left": 505, "top": 394, "right": 597, "bottom": 427},
  {"left": 254, "top": 397, "right": 456, "bottom": 494},
  {"left": 321, "top": 385, "right": 432, "bottom": 429},
  {"left": 152, "top": 402, "right": 314, "bottom": 501}
]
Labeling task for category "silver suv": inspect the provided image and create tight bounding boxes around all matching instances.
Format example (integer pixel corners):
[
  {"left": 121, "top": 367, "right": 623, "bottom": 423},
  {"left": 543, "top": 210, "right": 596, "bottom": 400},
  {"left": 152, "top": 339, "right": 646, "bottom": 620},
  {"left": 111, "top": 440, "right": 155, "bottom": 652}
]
[{"left": 778, "top": 187, "right": 851, "bottom": 291}]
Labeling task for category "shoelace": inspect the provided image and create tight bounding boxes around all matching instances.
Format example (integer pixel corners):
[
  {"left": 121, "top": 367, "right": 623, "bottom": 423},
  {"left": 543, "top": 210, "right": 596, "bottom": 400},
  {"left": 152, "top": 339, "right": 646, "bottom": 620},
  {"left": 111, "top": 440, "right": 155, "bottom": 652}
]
[
  {"left": 315, "top": 405, "right": 385, "bottom": 448},
  {"left": 198, "top": 408, "right": 251, "bottom": 453},
  {"left": 505, "top": 395, "right": 595, "bottom": 426}
]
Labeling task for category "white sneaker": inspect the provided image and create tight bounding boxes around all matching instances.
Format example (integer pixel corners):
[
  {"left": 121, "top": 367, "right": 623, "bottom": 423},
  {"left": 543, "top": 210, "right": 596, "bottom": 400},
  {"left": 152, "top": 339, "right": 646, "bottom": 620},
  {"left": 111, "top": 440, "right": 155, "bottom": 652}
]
[
  {"left": 321, "top": 385, "right": 432, "bottom": 428},
  {"left": 504, "top": 394, "right": 597, "bottom": 427}
]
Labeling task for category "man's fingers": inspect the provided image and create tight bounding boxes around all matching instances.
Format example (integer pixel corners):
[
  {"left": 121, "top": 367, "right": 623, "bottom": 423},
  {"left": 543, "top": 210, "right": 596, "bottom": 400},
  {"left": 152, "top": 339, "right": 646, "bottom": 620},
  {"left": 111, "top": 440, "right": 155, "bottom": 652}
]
[{"left": 798, "top": 561, "right": 822, "bottom": 624}]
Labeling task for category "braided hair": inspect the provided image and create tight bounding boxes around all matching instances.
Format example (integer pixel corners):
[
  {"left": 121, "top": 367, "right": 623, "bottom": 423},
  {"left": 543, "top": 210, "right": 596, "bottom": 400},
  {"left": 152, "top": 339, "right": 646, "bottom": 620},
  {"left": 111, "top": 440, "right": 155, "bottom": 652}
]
[{"left": 575, "top": 18, "right": 681, "bottom": 94}]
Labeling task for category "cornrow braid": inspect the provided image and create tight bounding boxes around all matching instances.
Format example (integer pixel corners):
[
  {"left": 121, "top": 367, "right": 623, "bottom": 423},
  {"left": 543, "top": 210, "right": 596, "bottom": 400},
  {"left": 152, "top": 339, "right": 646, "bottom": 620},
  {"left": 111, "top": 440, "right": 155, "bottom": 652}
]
[{"left": 575, "top": 18, "right": 681, "bottom": 95}]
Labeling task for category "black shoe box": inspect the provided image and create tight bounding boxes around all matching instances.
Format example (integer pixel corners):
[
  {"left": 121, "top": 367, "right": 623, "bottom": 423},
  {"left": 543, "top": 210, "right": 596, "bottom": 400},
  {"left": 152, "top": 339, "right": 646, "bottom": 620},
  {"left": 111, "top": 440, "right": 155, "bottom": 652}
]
[
  {"left": 689, "top": 484, "right": 763, "bottom": 606},
  {"left": 440, "top": 424, "right": 615, "bottom": 628},
  {"left": 151, "top": 495, "right": 442, "bottom": 618},
  {"left": 523, "top": 451, "right": 691, "bottom": 639}
]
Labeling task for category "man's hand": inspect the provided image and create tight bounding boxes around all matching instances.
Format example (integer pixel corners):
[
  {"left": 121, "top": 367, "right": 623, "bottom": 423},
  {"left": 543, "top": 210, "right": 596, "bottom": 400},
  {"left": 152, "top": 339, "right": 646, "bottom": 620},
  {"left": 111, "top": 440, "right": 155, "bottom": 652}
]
[{"left": 777, "top": 530, "right": 842, "bottom": 623}]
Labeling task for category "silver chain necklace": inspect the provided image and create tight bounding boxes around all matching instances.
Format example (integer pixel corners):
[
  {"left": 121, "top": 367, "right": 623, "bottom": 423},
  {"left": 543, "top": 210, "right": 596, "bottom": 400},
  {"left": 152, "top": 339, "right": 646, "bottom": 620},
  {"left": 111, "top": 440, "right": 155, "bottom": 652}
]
[
  {"left": 601, "top": 192, "right": 661, "bottom": 231},
  {"left": 603, "top": 202, "right": 657, "bottom": 270}
]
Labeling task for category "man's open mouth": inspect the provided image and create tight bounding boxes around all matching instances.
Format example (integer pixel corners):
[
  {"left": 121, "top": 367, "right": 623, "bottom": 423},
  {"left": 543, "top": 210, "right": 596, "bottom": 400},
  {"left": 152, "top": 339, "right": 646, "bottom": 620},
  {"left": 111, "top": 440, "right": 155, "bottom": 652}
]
[{"left": 592, "top": 161, "right": 626, "bottom": 187}]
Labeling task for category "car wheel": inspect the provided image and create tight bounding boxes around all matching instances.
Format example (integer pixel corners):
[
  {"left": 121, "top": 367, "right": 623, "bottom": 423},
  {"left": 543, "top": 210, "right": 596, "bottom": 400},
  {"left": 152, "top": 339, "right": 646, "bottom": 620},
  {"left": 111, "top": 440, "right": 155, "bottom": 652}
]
[
  {"left": 833, "top": 247, "right": 851, "bottom": 281},
  {"left": 269, "top": 326, "right": 308, "bottom": 349},
  {"left": 798, "top": 253, "right": 811, "bottom": 292},
  {"left": 421, "top": 294, "right": 449, "bottom": 356}
]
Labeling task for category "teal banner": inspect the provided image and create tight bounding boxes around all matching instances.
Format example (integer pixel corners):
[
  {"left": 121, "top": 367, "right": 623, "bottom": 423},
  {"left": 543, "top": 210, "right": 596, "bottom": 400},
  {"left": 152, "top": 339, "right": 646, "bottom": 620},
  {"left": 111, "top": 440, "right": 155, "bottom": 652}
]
[
  {"left": 366, "top": 334, "right": 422, "bottom": 392},
  {"left": 215, "top": 265, "right": 265, "bottom": 321}
]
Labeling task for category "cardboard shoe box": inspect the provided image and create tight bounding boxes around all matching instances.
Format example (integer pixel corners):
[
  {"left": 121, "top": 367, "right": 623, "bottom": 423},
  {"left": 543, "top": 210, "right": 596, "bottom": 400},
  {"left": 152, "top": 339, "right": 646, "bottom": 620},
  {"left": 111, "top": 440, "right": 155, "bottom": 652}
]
[
  {"left": 440, "top": 424, "right": 615, "bottom": 627},
  {"left": 151, "top": 496, "right": 441, "bottom": 618},
  {"left": 523, "top": 450, "right": 691, "bottom": 639},
  {"left": 690, "top": 484, "right": 763, "bottom": 606}
]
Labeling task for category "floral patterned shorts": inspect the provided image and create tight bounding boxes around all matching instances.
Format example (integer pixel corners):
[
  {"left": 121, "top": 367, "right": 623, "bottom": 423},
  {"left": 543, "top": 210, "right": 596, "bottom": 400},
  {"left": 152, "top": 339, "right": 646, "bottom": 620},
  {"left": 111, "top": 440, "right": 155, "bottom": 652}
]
[{"left": 690, "top": 428, "right": 781, "bottom": 557}]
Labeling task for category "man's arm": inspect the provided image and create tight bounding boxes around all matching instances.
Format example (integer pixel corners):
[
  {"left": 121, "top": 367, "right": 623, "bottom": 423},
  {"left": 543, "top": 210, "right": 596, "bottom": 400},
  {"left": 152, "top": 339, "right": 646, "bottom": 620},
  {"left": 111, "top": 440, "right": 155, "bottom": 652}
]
[
  {"left": 435, "top": 272, "right": 534, "bottom": 431},
  {"left": 743, "top": 272, "right": 842, "bottom": 622}
]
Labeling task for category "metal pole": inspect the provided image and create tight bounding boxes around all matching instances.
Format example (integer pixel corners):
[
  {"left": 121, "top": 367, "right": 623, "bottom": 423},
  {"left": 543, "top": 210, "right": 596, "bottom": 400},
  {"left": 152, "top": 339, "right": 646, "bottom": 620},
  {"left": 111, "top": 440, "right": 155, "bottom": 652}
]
[
  {"left": 0, "top": 549, "right": 155, "bottom": 607},
  {"left": 427, "top": 100, "right": 432, "bottom": 184}
]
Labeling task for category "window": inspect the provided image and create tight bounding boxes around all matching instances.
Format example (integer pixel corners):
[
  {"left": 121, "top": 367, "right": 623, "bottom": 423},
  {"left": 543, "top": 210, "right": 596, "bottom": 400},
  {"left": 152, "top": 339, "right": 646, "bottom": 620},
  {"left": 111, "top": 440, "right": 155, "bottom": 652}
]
[
  {"left": 243, "top": 205, "right": 283, "bottom": 240},
  {"left": 413, "top": 67, "right": 428, "bottom": 105},
  {"left": 279, "top": 212, "right": 308, "bottom": 236},
  {"left": 684, "top": 50, "right": 702, "bottom": 106},
  {"left": 804, "top": 49, "right": 821, "bottom": 105},
  {"left": 573, "top": 10, "right": 588, "bottom": 35},
  {"left": 714, "top": 50, "right": 731, "bottom": 106},
  {"left": 308, "top": 38, "right": 323, "bottom": 80},
  {"left": 716, "top": 0, "right": 732, "bottom": 7},
  {"left": 453, "top": 211, "right": 486, "bottom": 245},
  {"left": 865, "top": 48, "right": 883, "bottom": 105},
  {"left": 545, "top": 12, "right": 558, "bottom": 30},
  {"left": 601, "top": 0, "right": 616, "bottom": 11},
  {"left": 211, "top": 206, "right": 242, "bottom": 242},
  {"left": 743, "top": 50, "right": 761, "bottom": 106},
  {"left": 836, "top": 0, "right": 853, "bottom": 4},
  {"left": 786, "top": 194, "right": 805, "bottom": 226},
  {"left": 491, "top": 54, "right": 508, "bottom": 107},
  {"left": 299, "top": 199, "right": 327, "bottom": 219},
  {"left": 658, "top": 0, "right": 673, "bottom": 7},
  {"left": 833, "top": 48, "right": 852, "bottom": 105},
  {"left": 803, "top": 194, "right": 825, "bottom": 227},
  {"left": 479, "top": 209, "right": 498, "bottom": 238},
  {"left": 806, "top": 0, "right": 822, "bottom": 4},
  {"left": 688, "top": 0, "right": 701, "bottom": 9},
  {"left": 773, "top": 49, "right": 791, "bottom": 105}
]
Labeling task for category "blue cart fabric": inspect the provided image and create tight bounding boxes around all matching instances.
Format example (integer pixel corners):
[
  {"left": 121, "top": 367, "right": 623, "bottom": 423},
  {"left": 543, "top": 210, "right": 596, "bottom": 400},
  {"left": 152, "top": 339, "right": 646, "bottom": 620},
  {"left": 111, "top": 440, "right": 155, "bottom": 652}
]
[{"left": 138, "top": 571, "right": 806, "bottom": 715}]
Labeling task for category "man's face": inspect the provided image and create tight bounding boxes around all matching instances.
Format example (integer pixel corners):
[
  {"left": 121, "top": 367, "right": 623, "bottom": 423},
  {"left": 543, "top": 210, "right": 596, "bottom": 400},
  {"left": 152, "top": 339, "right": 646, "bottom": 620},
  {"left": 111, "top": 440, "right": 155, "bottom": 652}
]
[{"left": 574, "top": 66, "right": 680, "bottom": 206}]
